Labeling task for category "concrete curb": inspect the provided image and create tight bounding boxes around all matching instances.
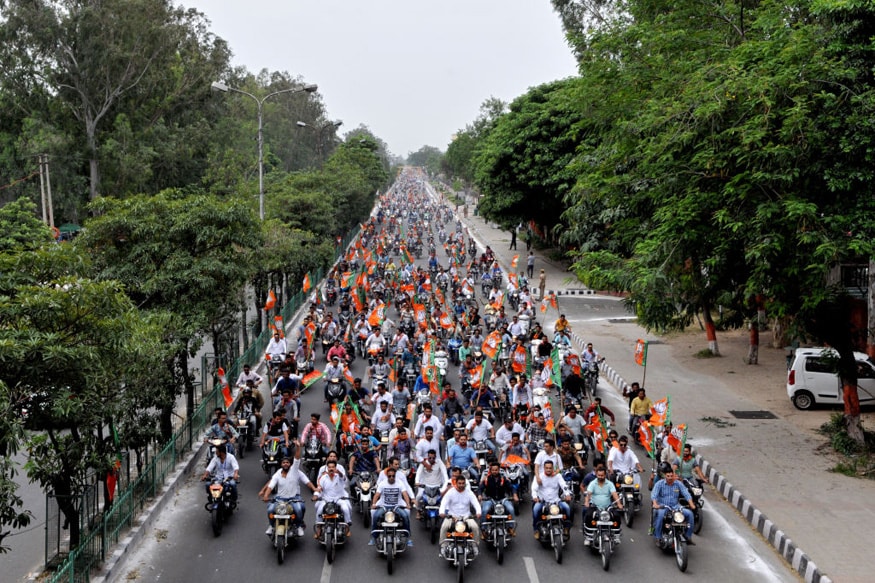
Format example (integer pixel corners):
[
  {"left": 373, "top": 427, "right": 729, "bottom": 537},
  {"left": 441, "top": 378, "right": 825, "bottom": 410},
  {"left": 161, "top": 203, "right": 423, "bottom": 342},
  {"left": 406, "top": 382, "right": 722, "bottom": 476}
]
[
  {"left": 584, "top": 329, "right": 833, "bottom": 583},
  {"left": 94, "top": 444, "right": 204, "bottom": 583}
]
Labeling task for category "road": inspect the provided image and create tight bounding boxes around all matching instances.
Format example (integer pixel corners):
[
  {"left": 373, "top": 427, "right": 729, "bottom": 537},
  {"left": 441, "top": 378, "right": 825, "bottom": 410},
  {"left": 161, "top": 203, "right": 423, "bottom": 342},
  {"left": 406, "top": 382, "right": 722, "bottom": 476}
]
[{"left": 112, "top": 202, "right": 795, "bottom": 583}]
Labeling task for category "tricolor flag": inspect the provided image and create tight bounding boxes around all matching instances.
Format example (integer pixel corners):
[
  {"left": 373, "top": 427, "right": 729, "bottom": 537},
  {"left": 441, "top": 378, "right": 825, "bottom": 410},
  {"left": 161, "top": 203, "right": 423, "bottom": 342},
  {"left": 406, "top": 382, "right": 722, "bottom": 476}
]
[
  {"left": 634, "top": 339, "right": 648, "bottom": 366},
  {"left": 302, "top": 370, "right": 325, "bottom": 388},
  {"left": 264, "top": 289, "right": 277, "bottom": 311},
  {"left": 217, "top": 367, "right": 233, "bottom": 408}
]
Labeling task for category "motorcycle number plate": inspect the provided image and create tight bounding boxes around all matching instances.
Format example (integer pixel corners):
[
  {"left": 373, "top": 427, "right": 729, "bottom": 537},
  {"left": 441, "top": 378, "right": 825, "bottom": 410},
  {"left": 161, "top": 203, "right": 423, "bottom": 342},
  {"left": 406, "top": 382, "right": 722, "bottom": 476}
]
[
  {"left": 274, "top": 514, "right": 290, "bottom": 519},
  {"left": 361, "top": 493, "right": 371, "bottom": 501},
  {"left": 597, "top": 521, "right": 614, "bottom": 526}
]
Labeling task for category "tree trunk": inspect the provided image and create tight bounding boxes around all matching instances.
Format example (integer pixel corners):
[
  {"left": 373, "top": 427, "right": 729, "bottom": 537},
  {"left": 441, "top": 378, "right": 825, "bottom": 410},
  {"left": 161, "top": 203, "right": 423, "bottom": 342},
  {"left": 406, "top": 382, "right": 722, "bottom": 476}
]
[
  {"left": 53, "top": 478, "right": 81, "bottom": 549},
  {"left": 181, "top": 348, "right": 195, "bottom": 420},
  {"left": 702, "top": 301, "right": 720, "bottom": 355},
  {"left": 843, "top": 382, "right": 865, "bottom": 444},
  {"left": 746, "top": 320, "right": 759, "bottom": 364}
]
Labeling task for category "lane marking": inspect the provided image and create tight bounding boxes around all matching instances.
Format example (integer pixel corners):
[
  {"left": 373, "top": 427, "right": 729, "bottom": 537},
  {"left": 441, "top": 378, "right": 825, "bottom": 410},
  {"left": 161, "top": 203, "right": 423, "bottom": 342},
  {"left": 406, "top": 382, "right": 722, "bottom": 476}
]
[
  {"left": 320, "top": 556, "right": 332, "bottom": 583},
  {"left": 523, "top": 556, "right": 540, "bottom": 583}
]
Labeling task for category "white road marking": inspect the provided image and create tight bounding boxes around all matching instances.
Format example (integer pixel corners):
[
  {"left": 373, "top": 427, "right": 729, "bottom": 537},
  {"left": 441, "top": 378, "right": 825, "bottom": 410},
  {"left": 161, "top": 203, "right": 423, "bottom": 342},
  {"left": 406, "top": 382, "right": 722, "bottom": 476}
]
[
  {"left": 523, "top": 556, "right": 540, "bottom": 583},
  {"left": 320, "top": 556, "right": 332, "bottom": 583}
]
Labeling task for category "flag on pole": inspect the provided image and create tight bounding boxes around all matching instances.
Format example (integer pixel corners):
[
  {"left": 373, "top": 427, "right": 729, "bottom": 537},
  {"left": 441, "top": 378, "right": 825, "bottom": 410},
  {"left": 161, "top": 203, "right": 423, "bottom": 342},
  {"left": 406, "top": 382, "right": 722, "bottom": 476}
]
[
  {"left": 638, "top": 420, "right": 658, "bottom": 459},
  {"left": 264, "top": 290, "right": 277, "bottom": 311},
  {"left": 511, "top": 344, "right": 527, "bottom": 373},
  {"left": 481, "top": 331, "right": 502, "bottom": 359},
  {"left": 549, "top": 345, "right": 562, "bottom": 389},
  {"left": 302, "top": 370, "right": 325, "bottom": 388},
  {"left": 649, "top": 396, "right": 670, "bottom": 427},
  {"left": 273, "top": 315, "right": 285, "bottom": 338},
  {"left": 511, "top": 254, "right": 519, "bottom": 268},
  {"left": 667, "top": 423, "right": 687, "bottom": 455},
  {"left": 635, "top": 339, "right": 648, "bottom": 366},
  {"left": 217, "top": 367, "right": 233, "bottom": 408},
  {"left": 303, "top": 273, "right": 312, "bottom": 293}
]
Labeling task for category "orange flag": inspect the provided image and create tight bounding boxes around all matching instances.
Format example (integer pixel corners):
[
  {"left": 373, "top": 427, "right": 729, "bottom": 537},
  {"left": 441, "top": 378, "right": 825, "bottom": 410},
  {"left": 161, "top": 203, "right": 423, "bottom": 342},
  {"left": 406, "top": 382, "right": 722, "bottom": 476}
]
[
  {"left": 264, "top": 289, "right": 276, "bottom": 311},
  {"left": 302, "top": 273, "right": 312, "bottom": 293},
  {"left": 217, "top": 367, "right": 233, "bottom": 408},
  {"left": 666, "top": 423, "right": 687, "bottom": 455},
  {"left": 481, "top": 330, "right": 501, "bottom": 359},
  {"left": 273, "top": 315, "right": 284, "bottom": 338},
  {"left": 649, "top": 397, "right": 669, "bottom": 427},
  {"left": 511, "top": 344, "right": 527, "bottom": 373},
  {"left": 511, "top": 254, "right": 519, "bottom": 268}
]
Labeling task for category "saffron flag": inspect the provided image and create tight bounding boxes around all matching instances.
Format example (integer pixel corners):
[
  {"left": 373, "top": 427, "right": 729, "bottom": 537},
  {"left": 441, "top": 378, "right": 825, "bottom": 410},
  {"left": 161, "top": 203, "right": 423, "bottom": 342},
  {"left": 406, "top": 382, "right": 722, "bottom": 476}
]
[
  {"left": 502, "top": 454, "right": 530, "bottom": 466},
  {"left": 217, "top": 367, "right": 233, "bottom": 408},
  {"left": 273, "top": 315, "right": 285, "bottom": 338},
  {"left": 264, "top": 289, "right": 277, "bottom": 311},
  {"left": 302, "top": 370, "right": 325, "bottom": 388},
  {"left": 511, "top": 254, "right": 519, "bottom": 268},
  {"left": 439, "top": 312, "right": 454, "bottom": 330},
  {"left": 491, "top": 291, "right": 504, "bottom": 311},
  {"left": 413, "top": 302, "right": 428, "bottom": 329},
  {"left": 635, "top": 339, "right": 648, "bottom": 366},
  {"left": 565, "top": 353, "right": 582, "bottom": 376},
  {"left": 303, "top": 273, "right": 312, "bottom": 293},
  {"left": 638, "top": 420, "right": 657, "bottom": 459},
  {"left": 649, "top": 397, "right": 670, "bottom": 427},
  {"left": 368, "top": 303, "right": 385, "bottom": 327},
  {"left": 667, "top": 423, "right": 687, "bottom": 455},
  {"left": 585, "top": 415, "right": 607, "bottom": 453},
  {"left": 511, "top": 344, "right": 527, "bottom": 373},
  {"left": 469, "top": 364, "right": 483, "bottom": 388},
  {"left": 540, "top": 298, "right": 548, "bottom": 313},
  {"left": 482, "top": 331, "right": 501, "bottom": 359}
]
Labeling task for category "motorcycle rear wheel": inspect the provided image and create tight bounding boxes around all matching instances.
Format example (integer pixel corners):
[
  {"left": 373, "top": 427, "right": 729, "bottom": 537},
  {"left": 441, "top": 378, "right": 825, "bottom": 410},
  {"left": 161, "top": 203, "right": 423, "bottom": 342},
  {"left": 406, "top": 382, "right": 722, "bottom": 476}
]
[
  {"left": 675, "top": 539, "right": 688, "bottom": 572},
  {"left": 211, "top": 507, "right": 222, "bottom": 537}
]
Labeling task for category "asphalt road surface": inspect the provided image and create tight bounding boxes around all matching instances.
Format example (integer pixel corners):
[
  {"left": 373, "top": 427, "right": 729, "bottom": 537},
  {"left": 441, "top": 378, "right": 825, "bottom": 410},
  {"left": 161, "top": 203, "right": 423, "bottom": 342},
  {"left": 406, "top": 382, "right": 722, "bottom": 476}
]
[{"left": 113, "top": 216, "right": 794, "bottom": 583}]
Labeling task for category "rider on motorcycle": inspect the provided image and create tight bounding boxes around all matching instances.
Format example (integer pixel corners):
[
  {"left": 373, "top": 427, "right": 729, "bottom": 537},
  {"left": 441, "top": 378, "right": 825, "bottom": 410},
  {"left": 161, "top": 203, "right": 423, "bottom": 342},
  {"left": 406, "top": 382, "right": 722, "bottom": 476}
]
[
  {"left": 414, "top": 449, "right": 450, "bottom": 513},
  {"left": 259, "top": 439, "right": 316, "bottom": 537},
  {"left": 479, "top": 462, "right": 517, "bottom": 534},
  {"left": 607, "top": 436, "right": 644, "bottom": 491},
  {"left": 324, "top": 356, "right": 346, "bottom": 403},
  {"left": 582, "top": 465, "right": 623, "bottom": 546},
  {"left": 300, "top": 413, "right": 333, "bottom": 459},
  {"left": 439, "top": 476, "right": 481, "bottom": 543},
  {"left": 201, "top": 443, "right": 239, "bottom": 502},
  {"left": 235, "top": 363, "right": 263, "bottom": 390},
  {"left": 531, "top": 461, "right": 571, "bottom": 539},
  {"left": 313, "top": 459, "right": 352, "bottom": 537},
  {"left": 205, "top": 411, "right": 239, "bottom": 456},
  {"left": 235, "top": 383, "right": 265, "bottom": 429},
  {"left": 370, "top": 466, "right": 414, "bottom": 546},
  {"left": 651, "top": 467, "right": 697, "bottom": 543}
]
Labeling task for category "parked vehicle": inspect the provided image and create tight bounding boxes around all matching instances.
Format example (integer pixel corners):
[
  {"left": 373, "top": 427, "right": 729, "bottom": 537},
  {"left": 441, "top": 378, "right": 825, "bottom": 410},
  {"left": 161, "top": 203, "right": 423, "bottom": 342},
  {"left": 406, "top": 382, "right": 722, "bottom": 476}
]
[{"left": 786, "top": 347, "right": 875, "bottom": 410}]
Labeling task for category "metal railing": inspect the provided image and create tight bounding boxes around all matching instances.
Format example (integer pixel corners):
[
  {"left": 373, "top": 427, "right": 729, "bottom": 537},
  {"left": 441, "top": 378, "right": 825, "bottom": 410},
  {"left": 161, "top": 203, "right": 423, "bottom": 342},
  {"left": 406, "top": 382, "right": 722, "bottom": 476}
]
[{"left": 47, "top": 226, "right": 361, "bottom": 583}]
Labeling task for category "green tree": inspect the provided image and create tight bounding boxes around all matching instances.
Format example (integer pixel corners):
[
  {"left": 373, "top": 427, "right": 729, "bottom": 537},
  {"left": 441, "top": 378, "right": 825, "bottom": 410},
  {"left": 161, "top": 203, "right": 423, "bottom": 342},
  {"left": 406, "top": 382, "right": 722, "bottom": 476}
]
[
  {"left": 0, "top": 382, "right": 32, "bottom": 553},
  {"left": 407, "top": 145, "right": 443, "bottom": 176},
  {"left": 0, "top": 197, "right": 53, "bottom": 252}
]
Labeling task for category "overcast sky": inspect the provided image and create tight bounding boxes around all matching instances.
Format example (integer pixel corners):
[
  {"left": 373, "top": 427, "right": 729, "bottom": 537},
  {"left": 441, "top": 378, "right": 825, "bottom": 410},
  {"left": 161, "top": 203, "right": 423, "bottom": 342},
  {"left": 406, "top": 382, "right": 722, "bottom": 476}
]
[{"left": 185, "top": 1, "right": 579, "bottom": 157}]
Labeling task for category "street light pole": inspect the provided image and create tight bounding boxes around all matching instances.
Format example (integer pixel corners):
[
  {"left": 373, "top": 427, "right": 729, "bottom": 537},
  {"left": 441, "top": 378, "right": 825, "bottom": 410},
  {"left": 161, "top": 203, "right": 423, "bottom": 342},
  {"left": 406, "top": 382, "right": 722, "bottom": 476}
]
[
  {"left": 296, "top": 120, "right": 342, "bottom": 166},
  {"left": 211, "top": 81, "right": 318, "bottom": 220}
]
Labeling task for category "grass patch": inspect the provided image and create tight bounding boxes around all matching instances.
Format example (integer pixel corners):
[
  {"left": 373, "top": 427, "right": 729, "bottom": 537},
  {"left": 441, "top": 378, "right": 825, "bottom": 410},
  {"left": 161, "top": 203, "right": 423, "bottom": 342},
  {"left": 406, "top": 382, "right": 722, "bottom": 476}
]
[
  {"left": 820, "top": 412, "right": 875, "bottom": 478},
  {"left": 694, "top": 349, "right": 720, "bottom": 358}
]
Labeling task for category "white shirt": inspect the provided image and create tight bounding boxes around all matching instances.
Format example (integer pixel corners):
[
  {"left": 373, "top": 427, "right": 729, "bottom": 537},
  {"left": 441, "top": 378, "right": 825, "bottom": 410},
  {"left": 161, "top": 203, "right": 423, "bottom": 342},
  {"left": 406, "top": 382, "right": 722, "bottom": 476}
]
[
  {"left": 266, "top": 337, "right": 288, "bottom": 357},
  {"left": 268, "top": 459, "right": 309, "bottom": 498},
  {"left": 317, "top": 471, "right": 348, "bottom": 502},
  {"left": 415, "top": 435, "right": 441, "bottom": 462},
  {"left": 534, "top": 451, "right": 564, "bottom": 476},
  {"left": 607, "top": 447, "right": 640, "bottom": 474},
  {"left": 415, "top": 459, "right": 450, "bottom": 489},
  {"left": 532, "top": 473, "right": 568, "bottom": 501},
  {"left": 496, "top": 423, "right": 525, "bottom": 448},
  {"left": 375, "top": 479, "right": 409, "bottom": 508},
  {"left": 317, "top": 463, "right": 347, "bottom": 482},
  {"left": 236, "top": 370, "right": 263, "bottom": 388},
  {"left": 439, "top": 487, "right": 481, "bottom": 517},
  {"left": 466, "top": 418, "right": 492, "bottom": 441},
  {"left": 206, "top": 454, "right": 239, "bottom": 480},
  {"left": 414, "top": 413, "right": 443, "bottom": 439},
  {"left": 511, "top": 384, "right": 533, "bottom": 407}
]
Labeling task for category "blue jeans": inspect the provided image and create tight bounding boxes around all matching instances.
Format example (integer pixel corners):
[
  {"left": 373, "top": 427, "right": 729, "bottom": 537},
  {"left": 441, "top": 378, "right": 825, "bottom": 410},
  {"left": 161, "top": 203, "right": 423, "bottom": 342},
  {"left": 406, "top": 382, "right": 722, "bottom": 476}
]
[
  {"left": 267, "top": 497, "right": 305, "bottom": 527},
  {"left": 481, "top": 499, "right": 515, "bottom": 524},
  {"left": 372, "top": 507, "right": 410, "bottom": 537},
  {"left": 532, "top": 500, "right": 571, "bottom": 529},
  {"left": 653, "top": 507, "right": 694, "bottom": 539}
]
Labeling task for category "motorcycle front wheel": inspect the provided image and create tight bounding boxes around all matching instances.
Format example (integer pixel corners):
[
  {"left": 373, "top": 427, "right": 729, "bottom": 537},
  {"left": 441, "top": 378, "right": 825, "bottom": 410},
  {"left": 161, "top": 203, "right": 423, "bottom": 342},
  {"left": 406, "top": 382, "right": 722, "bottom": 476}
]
[
  {"left": 675, "top": 539, "right": 688, "bottom": 572},
  {"left": 601, "top": 534, "right": 611, "bottom": 571},
  {"left": 430, "top": 519, "right": 438, "bottom": 544},
  {"left": 387, "top": 543, "right": 395, "bottom": 575},
  {"left": 553, "top": 530, "right": 563, "bottom": 564},
  {"left": 211, "top": 507, "right": 222, "bottom": 537},
  {"left": 277, "top": 537, "right": 285, "bottom": 564},
  {"left": 496, "top": 534, "right": 505, "bottom": 565},
  {"left": 326, "top": 535, "right": 335, "bottom": 564},
  {"left": 624, "top": 506, "right": 634, "bottom": 528},
  {"left": 694, "top": 509, "right": 703, "bottom": 534},
  {"left": 457, "top": 559, "right": 465, "bottom": 583}
]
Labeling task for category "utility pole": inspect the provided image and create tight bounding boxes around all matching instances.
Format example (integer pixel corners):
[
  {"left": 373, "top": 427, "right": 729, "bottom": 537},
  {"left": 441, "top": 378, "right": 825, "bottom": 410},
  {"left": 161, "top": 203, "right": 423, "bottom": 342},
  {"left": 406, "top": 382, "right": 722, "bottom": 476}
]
[{"left": 38, "top": 154, "right": 55, "bottom": 228}]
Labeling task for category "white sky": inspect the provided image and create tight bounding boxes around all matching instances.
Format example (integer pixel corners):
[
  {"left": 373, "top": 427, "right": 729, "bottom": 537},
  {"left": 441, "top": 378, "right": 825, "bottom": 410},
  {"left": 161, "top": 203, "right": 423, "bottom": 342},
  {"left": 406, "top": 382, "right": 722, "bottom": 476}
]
[{"left": 184, "top": 0, "right": 579, "bottom": 157}]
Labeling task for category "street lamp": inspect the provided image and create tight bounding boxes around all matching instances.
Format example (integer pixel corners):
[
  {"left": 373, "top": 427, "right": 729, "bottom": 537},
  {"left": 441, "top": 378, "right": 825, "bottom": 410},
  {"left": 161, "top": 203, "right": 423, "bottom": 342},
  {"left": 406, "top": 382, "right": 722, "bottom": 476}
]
[
  {"left": 296, "top": 120, "right": 343, "bottom": 164},
  {"left": 211, "top": 81, "right": 318, "bottom": 220}
]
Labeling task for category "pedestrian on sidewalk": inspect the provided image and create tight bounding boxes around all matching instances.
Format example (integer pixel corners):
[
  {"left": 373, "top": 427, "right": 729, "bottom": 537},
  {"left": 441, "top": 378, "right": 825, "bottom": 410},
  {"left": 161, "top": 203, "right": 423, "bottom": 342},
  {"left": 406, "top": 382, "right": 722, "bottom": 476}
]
[
  {"left": 527, "top": 251, "right": 535, "bottom": 278},
  {"left": 538, "top": 269, "right": 546, "bottom": 300},
  {"left": 510, "top": 227, "right": 517, "bottom": 250}
]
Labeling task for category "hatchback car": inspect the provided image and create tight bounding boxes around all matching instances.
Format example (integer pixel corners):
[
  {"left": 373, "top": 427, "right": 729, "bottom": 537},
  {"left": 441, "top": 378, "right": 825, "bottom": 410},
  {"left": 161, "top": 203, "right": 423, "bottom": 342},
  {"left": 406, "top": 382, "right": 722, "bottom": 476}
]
[{"left": 786, "top": 347, "right": 875, "bottom": 410}]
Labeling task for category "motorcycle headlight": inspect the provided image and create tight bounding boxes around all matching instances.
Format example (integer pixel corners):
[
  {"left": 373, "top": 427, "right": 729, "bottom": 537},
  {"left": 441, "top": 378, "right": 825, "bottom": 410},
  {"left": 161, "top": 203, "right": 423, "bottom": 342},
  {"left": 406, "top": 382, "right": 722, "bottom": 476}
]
[
  {"left": 673, "top": 511, "right": 685, "bottom": 524},
  {"left": 454, "top": 521, "right": 466, "bottom": 533},
  {"left": 549, "top": 504, "right": 560, "bottom": 516},
  {"left": 275, "top": 502, "right": 292, "bottom": 515},
  {"left": 494, "top": 504, "right": 505, "bottom": 516},
  {"left": 691, "top": 487, "right": 703, "bottom": 496},
  {"left": 599, "top": 510, "right": 611, "bottom": 522},
  {"left": 360, "top": 481, "right": 371, "bottom": 491},
  {"left": 385, "top": 511, "right": 396, "bottom": 523},
  {"left": 623, "top": 474, "right": 634, "bottom": 485},
  {"left": 427, "top": 496, "right": 437, "bottom": 505}
]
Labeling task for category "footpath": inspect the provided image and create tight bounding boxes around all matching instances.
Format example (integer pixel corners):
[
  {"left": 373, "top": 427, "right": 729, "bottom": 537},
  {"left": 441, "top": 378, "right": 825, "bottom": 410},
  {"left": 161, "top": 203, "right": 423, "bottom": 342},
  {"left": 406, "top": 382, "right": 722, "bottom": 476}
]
[{"left": 442, "top": 186, "right": 872, "bottom": 583}]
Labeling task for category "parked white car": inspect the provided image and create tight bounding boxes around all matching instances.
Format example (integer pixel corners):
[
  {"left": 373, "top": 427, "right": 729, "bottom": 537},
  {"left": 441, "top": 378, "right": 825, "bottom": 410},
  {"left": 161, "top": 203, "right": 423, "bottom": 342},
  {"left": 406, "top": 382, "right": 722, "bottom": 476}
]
[{"left": 786, "top": 347, "right": 875, "bottom": 410}]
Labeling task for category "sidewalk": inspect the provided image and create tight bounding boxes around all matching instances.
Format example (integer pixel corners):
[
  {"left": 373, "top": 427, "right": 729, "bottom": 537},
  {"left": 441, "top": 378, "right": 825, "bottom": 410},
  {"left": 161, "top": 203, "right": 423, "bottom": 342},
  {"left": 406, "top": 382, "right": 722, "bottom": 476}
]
[{"left": 443, "top": 183, "right": 871, "bottom": 583}]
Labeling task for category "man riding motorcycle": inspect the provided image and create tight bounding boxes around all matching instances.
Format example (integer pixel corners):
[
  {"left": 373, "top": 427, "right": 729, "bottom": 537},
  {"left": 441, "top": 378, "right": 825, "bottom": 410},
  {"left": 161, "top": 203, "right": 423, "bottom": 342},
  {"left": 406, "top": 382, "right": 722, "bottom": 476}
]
[{"left": 258, "top": 439, "right": 316, "bottom": 537}]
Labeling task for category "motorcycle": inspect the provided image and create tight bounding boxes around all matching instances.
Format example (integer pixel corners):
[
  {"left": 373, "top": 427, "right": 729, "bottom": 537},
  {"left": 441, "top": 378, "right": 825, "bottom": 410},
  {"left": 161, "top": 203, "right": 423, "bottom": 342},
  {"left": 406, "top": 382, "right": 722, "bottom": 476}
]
[
  {"left": 419, "top": 485, "right": 443, "bottom": 544},
  {"left": 262, "top": 438, "right": 282, "bottom": 475},
  {"left": 482, "top": 498, "right": 512, "bottom": 564},
  {"left": 268, "top": 353, "right": 285, "bottom": 380},
  {"left": 434, "top": 349, "right": 449, "bottom": 381},
  {"left": 302, "top": 436, "right": 326, "bottom": 484},
  {"left": 440, "top": 516, "right": 478, "bottom": 583},
  {"left": 233, "top": 412, "right": 254, "bottom": 459},
  {"left": 583, "top": 501, "right": 622, "bottom": 571},
  {"left": 296, "top": 354, "right": 313, "bottom": 375},
  {"left": 473, "top": 440, "right": 491, "bottom": 474},
  {"left": 374, "top": 506, "right": 411, "bottom": 575},
  {"left": 654, "top": 505, "right": 692, "bottom": 572},
  {"left": 683, "top": 478, "right": 705, "bottom": 534},
  {"left": 447, "top": 337, "right": 462, "bottom": 366},
  {"left": 206, "top": 437, "right": 228, "bottom": 464},
  {"left": 204, "top": 477, "right": 235, "bottom": 537},
  {"left": 533, "top": 386, "right": 551, "bottom": 411},
  {"left": 269, "top": 497, "right": 304, "bottom": 564},
  {"left": 562, "top": 467, "right": 583, "bottom": 505},
  {"left": 316, "top": 500, "right": 350, "bottom": 564},
  {"left": 536, "top": 500, "right": 568, "bottom": 564},
  {"left": 326, "top": 377, "right": 345, "bottom": 405},
  {"left": 584, "top": 358, "right": 603, "bottom": 398},
  {"left": 613, "top": 471, "right": 641, "bottom": 527},
  {"left": 501, "top": 463, "right": 528, "bottom": 513},
  {"left": 352, "top": 472, "right": 375, "bottom": 527}
]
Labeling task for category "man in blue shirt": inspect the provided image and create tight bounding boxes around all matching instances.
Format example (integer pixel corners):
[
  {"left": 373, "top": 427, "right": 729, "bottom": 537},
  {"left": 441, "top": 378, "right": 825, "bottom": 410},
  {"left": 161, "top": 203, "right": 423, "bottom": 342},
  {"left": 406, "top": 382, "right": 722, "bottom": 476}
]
[
  {"left": 446, "top": 433, "right": 480, "bottom": 482},
  {"left": 651, "top": 467, "right": 697, "bottom": 543}
]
